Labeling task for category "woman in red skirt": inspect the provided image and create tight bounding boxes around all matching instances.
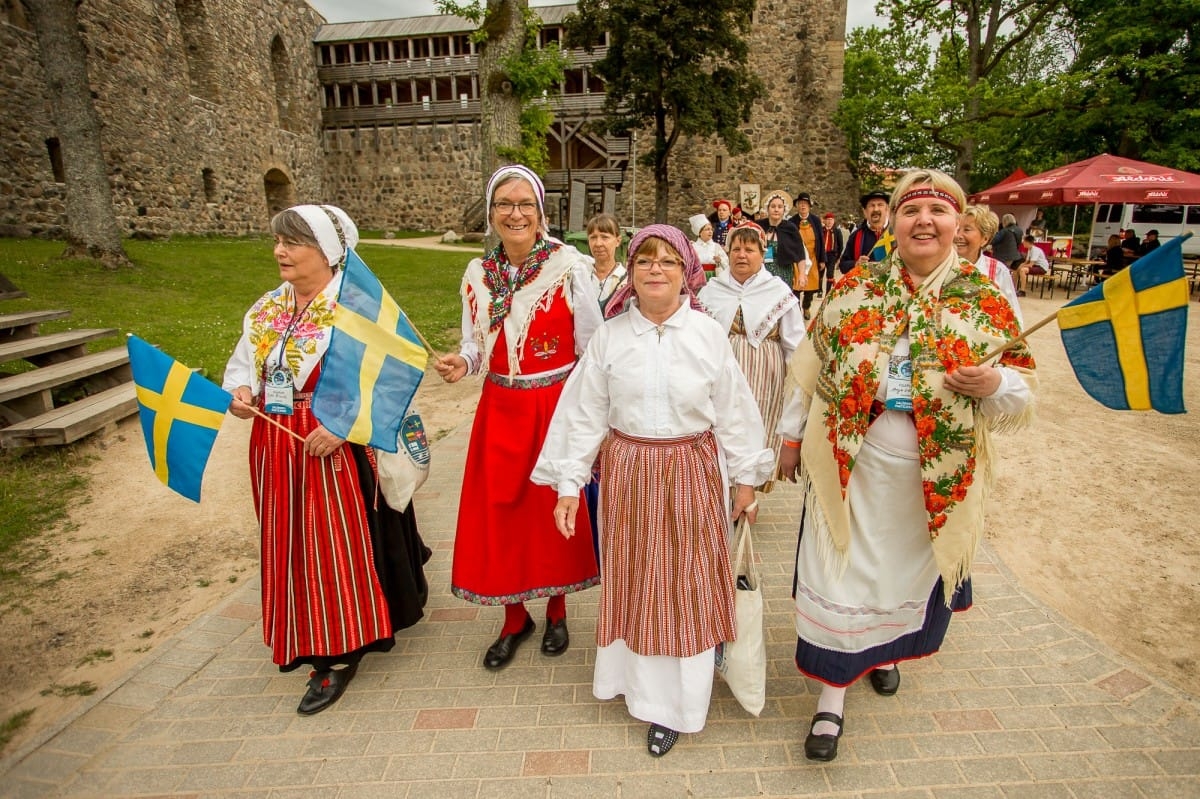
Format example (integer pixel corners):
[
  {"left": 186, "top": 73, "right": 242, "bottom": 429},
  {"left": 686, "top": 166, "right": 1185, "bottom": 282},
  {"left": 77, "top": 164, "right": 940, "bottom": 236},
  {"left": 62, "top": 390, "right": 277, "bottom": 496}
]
[
  {"left": 435, "top": 165, "right": 603, "bottom": 670},
  {"left": 225, "top": 205, "right": 431, "bottom": 715}
]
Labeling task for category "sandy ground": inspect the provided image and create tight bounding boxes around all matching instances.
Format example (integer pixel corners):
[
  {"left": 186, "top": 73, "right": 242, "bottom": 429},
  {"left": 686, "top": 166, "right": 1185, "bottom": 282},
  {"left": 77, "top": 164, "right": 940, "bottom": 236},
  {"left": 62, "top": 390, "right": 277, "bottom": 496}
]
[{"left": 1, "top": 291, "right": 1197, "bottom": 759}]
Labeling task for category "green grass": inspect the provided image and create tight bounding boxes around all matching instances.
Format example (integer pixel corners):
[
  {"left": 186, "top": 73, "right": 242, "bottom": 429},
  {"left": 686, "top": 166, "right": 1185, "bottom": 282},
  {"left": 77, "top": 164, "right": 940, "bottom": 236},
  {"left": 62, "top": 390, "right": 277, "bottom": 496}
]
[
  {"left": 0, "top": 236, "right": 474, "bottom": 584},
  {"left": 0, "top": 709, "right": 34, "bottom": 751}
]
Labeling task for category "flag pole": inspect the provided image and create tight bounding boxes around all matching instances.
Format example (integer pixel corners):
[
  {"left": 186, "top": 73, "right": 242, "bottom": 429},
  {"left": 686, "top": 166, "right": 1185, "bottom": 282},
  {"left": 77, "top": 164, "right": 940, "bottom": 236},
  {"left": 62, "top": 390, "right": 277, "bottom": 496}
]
[
  {"left": 247, "top": 406, "right": 307, "bottom": 443},
  {"left": 400, "top": 309, "right": 441, "bottom": 359},
  {"left": 976, "top": 311, "right": 1059, "bottom": 364}
]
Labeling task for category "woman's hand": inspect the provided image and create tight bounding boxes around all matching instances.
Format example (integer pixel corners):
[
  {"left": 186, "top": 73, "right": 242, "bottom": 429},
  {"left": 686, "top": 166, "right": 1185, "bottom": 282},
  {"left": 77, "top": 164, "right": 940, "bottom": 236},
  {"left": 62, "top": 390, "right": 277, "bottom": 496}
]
[
  {"left": 731, "top": 485, "right": 758, "bottom": 524},
  {"left": 435, "top": 353, "right": 468, "bottom": 384},
  {"left": 553, "top": 497, "right": 579, "bottom": 539},
  {"left": 777, "top": 441, "right": 802, "bottom": 482},
  {"left": 229, "top": 386, "right": 256, "bottom": 420},
  {"left": 304, "top": 424, "right": 345, "bottom": 458},
  {"left": 943, "top": 364, "right": 1001, "bottom": 398}
]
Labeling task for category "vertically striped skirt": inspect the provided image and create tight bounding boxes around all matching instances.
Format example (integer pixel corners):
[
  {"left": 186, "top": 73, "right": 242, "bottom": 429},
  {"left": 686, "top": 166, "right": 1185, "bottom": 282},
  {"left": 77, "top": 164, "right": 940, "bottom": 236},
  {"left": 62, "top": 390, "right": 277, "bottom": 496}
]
[
  {"left": 250, "top": 399, "right": 430, "bottom": 670},
  {"left": 597, "top": 429, "right": 735, "bottom": 658},
  {"left": 728, "top": 332, "right": 785, "bottom": 491}
]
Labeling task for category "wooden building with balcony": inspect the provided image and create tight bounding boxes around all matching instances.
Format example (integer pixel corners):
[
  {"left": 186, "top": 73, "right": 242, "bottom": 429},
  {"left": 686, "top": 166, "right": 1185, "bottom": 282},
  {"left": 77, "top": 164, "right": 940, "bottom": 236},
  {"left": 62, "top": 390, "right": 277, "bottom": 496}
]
[{"left": 314, "top": 5, "right": 630, "bottom": 233}]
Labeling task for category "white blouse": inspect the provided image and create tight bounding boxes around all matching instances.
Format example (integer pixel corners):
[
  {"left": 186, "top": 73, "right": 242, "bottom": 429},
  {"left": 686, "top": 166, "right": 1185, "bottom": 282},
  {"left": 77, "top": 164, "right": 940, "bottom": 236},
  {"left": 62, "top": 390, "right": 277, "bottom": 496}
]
[{"left": 531, "top": 301, "right": 776, "bottom": 497}]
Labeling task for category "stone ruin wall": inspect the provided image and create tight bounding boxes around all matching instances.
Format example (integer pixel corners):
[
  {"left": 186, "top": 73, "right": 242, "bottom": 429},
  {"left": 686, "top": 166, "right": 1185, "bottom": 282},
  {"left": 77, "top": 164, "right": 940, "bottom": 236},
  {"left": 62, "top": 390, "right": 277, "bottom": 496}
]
[
  {"left": 321, "top": 123, "right": 483, "bottom": 234},
  {"left": 0, "top": 0, "right": 325, "bottom": 239},
  {"left": 1, "top": 0, "right": 853, "bottom": 239}
]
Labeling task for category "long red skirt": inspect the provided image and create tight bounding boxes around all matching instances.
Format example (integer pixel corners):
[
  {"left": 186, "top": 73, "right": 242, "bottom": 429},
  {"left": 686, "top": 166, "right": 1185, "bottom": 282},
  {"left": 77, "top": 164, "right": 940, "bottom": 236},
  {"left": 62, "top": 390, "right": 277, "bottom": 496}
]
[
  {"left": 251, "top": 399, "right": 430, "bottom": 670},
  {"left": 450, "top": 375, "right": 599, "bottom": 605}
]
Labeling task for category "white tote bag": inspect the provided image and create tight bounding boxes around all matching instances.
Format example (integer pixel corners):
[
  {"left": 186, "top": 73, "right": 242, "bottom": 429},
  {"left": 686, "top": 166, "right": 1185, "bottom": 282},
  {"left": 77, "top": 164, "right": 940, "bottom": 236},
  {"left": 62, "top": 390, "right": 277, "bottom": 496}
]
[
  {"left": 373, "top": 407, "right": 430, "bottom": 511},
  {"left": 715, "top": 517, "right": 767, "bottom": 716}
]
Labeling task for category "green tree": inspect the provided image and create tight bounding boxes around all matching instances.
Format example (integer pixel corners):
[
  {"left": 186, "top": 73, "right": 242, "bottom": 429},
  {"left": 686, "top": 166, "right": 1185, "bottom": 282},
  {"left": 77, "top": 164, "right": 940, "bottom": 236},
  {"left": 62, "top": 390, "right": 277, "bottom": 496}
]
[
  {"left": 838, "top": 0, "right": 1071, "bottom": 189},
  {"left": 1055, "top": 0, "right": 1200, "bottom": 171},
  {"left": 436, "top": 1, "right": 568, "bottom": 176},
  {"left": 564, "top": 0, "right": 763, "bottom": 222}
]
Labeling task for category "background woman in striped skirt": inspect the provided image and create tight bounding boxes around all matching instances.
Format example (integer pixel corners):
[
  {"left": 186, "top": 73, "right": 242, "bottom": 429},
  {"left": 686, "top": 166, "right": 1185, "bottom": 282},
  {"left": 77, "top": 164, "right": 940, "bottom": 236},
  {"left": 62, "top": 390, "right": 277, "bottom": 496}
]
[
  {"left": 698, "top": 221, "right": 807, "bottom": 493},
  {"left": 532, "top": 224, "right": 775, "bottom": 758}
]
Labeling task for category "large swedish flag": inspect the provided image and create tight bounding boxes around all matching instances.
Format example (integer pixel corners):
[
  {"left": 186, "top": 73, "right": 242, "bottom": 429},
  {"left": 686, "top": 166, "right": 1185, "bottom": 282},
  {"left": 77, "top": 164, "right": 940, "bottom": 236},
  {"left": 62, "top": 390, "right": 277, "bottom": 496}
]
[
  {"left": 1057, "top": 234, "right": 1190, "bottom": 413},
  {"left": 313, "top": 249, "right": 427, "bottom": 451},
  {"left": 127, "top": 335, "right": 232, "bottom": 502}
]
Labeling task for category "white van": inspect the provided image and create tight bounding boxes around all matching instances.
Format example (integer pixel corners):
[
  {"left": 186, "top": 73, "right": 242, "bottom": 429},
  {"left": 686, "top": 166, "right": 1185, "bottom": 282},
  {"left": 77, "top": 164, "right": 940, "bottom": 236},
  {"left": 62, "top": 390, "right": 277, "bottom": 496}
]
[{"left": 1089, "top": 203, "right": 1200, "bottom": 257}]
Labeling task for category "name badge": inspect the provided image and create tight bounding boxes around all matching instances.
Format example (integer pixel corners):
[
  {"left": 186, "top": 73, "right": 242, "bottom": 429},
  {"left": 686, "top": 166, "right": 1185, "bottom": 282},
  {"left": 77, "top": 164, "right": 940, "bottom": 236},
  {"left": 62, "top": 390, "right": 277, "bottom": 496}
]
[
  {"left": 885, "top": 353, "right": 913, "bottom": 412},
  {"left": 263, "top": 369, "right": 294, "bottom": 415},
  {"left": 764, "top": 242, "right": 776, "bottom": 263}
]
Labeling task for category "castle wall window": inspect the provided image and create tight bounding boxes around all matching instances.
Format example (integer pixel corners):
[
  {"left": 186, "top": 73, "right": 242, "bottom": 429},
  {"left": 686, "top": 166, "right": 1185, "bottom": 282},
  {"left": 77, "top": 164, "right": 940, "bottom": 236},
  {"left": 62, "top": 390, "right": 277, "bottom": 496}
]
[
  {"left": 202, "top": 168, "right": 216, "bottom": 202},
  {"left": 45, "top": 138, "right": 64, "bottom": 183},
  {"left": 270, "top": 35, "right": 293, "bottom": 130},
  {"left": 175, "top": 0, "right": 219, "bottom": 101}
]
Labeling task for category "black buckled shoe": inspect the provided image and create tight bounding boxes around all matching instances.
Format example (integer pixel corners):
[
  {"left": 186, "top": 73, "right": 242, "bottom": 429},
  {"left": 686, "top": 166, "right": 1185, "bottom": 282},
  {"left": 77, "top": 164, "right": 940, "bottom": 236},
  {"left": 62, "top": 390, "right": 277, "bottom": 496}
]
[
  {"left": 541, "top": 618, "right": 569, "bottom": 656},
  {"left": 868, "top": 666, "right": 900, "bottom": 696},
  {"left": 483, "top": 615, "right": 535, "bottom": 670},
  {"left": 803, "top": 711, "right": 844, "bottom": 761},
  {"left": 297, "top": 662, "right": 358, "bottom": 716}
]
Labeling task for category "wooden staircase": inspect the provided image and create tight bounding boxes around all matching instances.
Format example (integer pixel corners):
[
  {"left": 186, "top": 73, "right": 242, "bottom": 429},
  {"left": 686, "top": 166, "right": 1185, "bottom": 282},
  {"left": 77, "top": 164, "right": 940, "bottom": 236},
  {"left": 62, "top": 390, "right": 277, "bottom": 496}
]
[{"left": 0, "top": 307, "right": 138, "bottom": 449}]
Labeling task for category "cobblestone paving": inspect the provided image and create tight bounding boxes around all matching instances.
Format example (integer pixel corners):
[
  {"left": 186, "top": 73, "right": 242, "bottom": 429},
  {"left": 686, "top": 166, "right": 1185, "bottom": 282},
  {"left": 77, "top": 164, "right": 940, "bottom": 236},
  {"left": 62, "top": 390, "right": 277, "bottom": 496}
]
[{"left": 3, "top": 424, "right": 1197, "bottom": 798}]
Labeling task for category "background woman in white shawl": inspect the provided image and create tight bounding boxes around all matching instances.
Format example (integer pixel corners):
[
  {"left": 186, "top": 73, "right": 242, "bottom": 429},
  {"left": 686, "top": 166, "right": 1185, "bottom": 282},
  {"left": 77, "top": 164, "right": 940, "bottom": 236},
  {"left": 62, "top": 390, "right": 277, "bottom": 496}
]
[
  {"left": 697, "top": 221, "right": 807, "bottom": 491},
  {"left": 688, "top": 213, "right": 729, "bottom": 279}
]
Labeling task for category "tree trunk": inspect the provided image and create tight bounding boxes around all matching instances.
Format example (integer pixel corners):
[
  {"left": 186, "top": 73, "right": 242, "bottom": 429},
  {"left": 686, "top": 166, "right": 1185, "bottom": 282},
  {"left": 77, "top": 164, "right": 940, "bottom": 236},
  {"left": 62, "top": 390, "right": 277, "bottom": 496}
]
[
  {"left": 23, "top": 0, "right": 129, "bottom": 268},
  {"left": 653, "top": 107, "right": 670, "bottom": 223},
  {"left": 479, "top": 0, "right": 525, "bottom": 197}
]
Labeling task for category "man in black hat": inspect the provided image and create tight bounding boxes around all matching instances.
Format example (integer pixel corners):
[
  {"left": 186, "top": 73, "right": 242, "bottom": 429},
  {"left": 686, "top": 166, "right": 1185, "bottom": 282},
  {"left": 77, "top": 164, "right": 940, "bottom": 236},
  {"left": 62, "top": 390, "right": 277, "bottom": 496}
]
[
  {"left": 1138, "top": 229, "right": 1161, "bottom": 256},
  {"left": 838, "top": 190, "right": 891, "bottom": 275},
  {"left": 790, "top": 193, "right": 826, "bottom": 301}
]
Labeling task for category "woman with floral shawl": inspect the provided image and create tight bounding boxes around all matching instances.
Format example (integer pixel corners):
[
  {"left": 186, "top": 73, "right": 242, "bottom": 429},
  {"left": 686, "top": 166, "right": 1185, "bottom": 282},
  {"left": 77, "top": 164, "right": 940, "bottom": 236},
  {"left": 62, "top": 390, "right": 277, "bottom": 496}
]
[
  {"left": 225, "top": 205, "right": 431, "bottom": 716},
  {"left": 777, "top": 170, "right": 1036, "bottom": 761}
]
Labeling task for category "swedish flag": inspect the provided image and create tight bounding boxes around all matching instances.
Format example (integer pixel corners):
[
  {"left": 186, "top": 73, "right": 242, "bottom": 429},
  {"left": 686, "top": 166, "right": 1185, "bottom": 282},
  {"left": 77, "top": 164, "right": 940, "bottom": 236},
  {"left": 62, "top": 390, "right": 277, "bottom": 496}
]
[
  {"left": 313, "top": 249, "right": 427, "bottom": 451},
  {"left": 127, "top": 335, "right": 232, "bottom": 502},
  {"left": 870, "top": 228, "right": 895, "bottom": 262},
  {"left": 1058, "top": 234, "right": 1190, "bottom": 413}
]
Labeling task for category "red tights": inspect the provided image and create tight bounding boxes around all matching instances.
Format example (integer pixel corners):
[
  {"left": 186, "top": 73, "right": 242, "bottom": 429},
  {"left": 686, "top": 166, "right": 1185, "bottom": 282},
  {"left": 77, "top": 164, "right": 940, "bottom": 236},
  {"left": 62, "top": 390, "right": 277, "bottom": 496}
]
[{"left": 501, "top": 595, "right": 566, "bottom": 635}]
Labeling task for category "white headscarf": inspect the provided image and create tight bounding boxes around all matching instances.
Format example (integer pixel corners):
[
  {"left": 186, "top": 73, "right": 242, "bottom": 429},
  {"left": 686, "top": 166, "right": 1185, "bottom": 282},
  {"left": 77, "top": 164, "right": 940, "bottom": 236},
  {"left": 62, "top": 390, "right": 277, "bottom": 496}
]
[
  {"left": 484, "top": 164, "right": 549, "bottom": 237},
  {"left": 288, "top": 204, "right": 359, "bottom": 269}
]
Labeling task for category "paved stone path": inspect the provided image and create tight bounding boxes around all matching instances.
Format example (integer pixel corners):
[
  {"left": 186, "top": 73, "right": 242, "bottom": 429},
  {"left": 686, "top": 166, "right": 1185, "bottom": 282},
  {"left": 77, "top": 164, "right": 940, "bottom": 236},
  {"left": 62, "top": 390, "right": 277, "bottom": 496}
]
[{"left": 3, "top": 424, "right": 1198, "bottom": 798}]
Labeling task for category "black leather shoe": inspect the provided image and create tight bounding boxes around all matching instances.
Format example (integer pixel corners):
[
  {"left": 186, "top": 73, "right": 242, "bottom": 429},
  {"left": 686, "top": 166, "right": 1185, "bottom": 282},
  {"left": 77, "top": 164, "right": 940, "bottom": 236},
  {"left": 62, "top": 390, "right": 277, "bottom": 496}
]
[
  {"left": 483, "top": 615, "right": 535, "bottom": 670},
  {"left": 804, "top": 711, "right": 844, "bottom": 761},
  {"left": 297, "top": 662, "right": 357, "bottom": 716},
  {"left": 541, "top": 618, "right": 569, "bottom": 656},
  {"left": 868, "top": 666, "right": 900, "bottom": 696}
]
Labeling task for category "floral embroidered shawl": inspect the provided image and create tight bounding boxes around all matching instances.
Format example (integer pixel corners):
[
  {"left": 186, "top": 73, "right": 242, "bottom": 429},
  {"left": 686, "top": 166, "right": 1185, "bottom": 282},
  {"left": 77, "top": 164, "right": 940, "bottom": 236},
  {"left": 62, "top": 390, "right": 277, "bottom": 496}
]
[{"left": 787, "top": 249, "right": 1036, "bottom": 602}]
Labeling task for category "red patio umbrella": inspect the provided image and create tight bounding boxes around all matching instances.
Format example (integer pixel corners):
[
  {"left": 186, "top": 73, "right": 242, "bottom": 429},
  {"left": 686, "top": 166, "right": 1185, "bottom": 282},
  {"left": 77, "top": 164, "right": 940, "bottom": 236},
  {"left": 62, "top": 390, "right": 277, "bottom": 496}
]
[{"left": 970, "top": 154, "right": 1200, "bottom": 205}]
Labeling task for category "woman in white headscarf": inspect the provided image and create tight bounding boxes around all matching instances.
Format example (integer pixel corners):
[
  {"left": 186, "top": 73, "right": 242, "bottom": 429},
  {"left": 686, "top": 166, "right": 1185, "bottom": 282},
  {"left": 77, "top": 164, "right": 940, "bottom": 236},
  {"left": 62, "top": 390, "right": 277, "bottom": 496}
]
[
  {"left": 697, "top": 220, "right": 806, "bottom": 491},
  {"left": 224, "top": 205, "right": 431, "bottom": 716},
  {"left": 435, "top": 165, "right": 603, "bottom": 672}
]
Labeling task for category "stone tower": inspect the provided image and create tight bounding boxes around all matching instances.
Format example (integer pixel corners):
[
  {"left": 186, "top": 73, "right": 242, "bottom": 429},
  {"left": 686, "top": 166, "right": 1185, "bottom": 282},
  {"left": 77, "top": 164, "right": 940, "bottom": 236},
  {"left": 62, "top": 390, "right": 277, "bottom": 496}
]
[{"left": 624, "top": 0, "right": 857, "bottom": 228}]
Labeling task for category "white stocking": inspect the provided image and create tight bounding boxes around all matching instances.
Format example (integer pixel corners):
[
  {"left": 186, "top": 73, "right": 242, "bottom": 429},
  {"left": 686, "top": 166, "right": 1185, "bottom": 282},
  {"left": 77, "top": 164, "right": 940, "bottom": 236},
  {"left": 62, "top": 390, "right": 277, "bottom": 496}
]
[{"left": 813, "top": 684, "right": 846, "bottom": 736}]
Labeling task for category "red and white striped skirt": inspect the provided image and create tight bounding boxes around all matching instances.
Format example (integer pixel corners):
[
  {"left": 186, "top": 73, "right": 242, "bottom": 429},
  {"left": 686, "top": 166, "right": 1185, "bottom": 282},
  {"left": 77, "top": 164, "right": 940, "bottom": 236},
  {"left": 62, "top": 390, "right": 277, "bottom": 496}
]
[{"left": 597, "top": 429, "right": 735, "bottom": 658}]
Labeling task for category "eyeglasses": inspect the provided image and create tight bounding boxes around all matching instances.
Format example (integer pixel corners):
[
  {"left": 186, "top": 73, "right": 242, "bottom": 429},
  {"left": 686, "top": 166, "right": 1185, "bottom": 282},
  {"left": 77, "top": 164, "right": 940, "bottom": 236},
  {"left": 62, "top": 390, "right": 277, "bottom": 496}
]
[
  {"left": 491, "top": 201, "right": 538, "bottom": 215},
  {"left": 633, "top": 257, "right": 682, "bottom": 271}
]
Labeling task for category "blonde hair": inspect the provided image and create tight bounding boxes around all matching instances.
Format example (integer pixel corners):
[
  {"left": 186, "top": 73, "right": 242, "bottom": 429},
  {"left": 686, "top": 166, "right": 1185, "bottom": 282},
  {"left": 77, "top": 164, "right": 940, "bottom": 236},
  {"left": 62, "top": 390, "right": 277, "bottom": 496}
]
[
  {"left": 961, "top": 204, "right": 999, "bottom": 241},
  {"left": 890, "top": 169, "right": 967, "bottom": 215}
]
